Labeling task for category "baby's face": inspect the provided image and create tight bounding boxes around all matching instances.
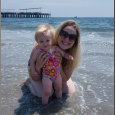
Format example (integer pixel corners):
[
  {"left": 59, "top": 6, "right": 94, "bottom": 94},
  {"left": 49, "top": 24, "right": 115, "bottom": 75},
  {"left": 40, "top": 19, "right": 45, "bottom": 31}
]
[{"left": 37, "top": 30, "right": 52, "bottom": 51}]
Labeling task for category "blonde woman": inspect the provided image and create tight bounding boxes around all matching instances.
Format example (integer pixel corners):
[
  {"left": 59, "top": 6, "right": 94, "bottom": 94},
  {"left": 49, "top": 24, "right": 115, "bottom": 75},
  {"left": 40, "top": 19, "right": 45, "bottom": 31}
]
[{"left": 25, "top": 20, "right": 81, "bottom": 98}]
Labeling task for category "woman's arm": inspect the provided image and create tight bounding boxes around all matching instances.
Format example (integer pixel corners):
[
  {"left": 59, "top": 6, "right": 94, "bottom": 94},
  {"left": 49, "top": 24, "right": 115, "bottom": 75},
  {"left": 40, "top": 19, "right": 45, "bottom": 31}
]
[
  {"left": 55, "top": 48, "right": 73, "bottom": 82},
  {"left": 31, "top": 50, "right": 48, "bottom": 81},
  {"left": 60, "top": 65, "right": 73, "bottom": 82},
  {"left": 30, "top": 50, "right": 40, "bottom": 76},
  {"left": 29, "top": 44, "right": 48, "bottom": 81},
  {"left": 30, "top": 50, "right": 42, "bottom": 81}
]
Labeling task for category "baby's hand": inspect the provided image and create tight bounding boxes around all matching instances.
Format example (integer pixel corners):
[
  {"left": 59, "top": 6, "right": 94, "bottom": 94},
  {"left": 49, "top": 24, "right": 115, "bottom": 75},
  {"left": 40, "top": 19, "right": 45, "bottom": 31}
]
[
  {"left": 56, "top": 46, "right": 74, "bottom": 61},
  {"left": 64, "top": 53, "right": 74, "bottom": 61}
]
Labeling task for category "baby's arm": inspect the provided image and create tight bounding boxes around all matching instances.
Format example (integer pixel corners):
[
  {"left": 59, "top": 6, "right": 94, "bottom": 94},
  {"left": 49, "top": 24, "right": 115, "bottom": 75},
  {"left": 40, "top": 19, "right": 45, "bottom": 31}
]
[
  {"left": 56, "top": 46, "right": 74, "bottom": 60},
  {"left": 30, "top": 50, "right": 40, "bottom": 77}
]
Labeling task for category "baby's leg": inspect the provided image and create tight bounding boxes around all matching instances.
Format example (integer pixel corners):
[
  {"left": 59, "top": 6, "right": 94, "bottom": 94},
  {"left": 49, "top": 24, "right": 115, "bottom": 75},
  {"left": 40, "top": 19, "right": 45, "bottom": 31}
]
[
  {"left": 53, "top": 75, "right": 62, "bottom": 98},
  {"left": 42, "top": 77, "right": 52, "bottom": 105}
]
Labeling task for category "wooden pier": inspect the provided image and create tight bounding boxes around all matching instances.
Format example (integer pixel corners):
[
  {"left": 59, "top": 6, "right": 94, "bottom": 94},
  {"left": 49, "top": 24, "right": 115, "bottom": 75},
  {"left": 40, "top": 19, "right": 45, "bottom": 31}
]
[{"left": 1, "top": 8, "right": 51, "bottom": 18}]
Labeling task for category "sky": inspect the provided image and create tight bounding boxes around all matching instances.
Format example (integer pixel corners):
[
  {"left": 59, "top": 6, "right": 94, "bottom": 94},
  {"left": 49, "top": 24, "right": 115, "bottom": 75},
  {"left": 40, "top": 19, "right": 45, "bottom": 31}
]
[{"left": 1, "top": 0, "right": 114, "bottom": 17}]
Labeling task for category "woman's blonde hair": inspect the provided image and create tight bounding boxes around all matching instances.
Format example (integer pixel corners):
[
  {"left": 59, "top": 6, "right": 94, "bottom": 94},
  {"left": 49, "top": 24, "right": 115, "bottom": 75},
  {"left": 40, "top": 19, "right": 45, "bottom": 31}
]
[
  {"left": 54, "top": 20, "right": 81, "bottom": 72},
  {"left": 34, "top": 24, "right": 55, "bottom": 44}
]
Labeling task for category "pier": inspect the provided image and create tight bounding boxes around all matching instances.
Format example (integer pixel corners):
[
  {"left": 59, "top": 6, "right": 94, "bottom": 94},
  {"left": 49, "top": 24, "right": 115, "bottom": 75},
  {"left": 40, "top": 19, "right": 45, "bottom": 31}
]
[{"left": 1, "top": 8, "right": 51, "bottom": 18}]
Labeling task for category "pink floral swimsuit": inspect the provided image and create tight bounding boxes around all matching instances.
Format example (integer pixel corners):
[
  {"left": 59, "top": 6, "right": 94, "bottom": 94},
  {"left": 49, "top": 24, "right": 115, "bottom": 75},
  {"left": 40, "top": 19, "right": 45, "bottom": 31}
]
[{"left": 41, "top": 47, "right": 60, "bottom": 82}]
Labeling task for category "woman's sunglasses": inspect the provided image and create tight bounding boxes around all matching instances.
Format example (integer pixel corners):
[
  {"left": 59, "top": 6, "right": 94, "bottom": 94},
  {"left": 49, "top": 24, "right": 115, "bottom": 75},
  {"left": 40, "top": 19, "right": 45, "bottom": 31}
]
[{"left": 59, "top": 30, "right": 77, "bottom": 42}]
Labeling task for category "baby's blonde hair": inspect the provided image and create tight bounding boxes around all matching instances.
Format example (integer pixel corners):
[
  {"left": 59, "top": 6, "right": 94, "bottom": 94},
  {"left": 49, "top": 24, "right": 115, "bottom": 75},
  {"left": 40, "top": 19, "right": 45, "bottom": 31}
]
[
  {"left": 54, "top": 20, "right": 82, "bottom": 72},
  {"left": 35, "top": 24, "right": 55, "bottom": 44}
]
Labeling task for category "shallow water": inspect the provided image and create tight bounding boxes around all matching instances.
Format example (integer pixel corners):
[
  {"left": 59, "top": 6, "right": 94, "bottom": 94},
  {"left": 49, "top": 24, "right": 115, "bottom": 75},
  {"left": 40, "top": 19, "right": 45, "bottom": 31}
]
[{"left": 1, "top": 17, "right": 114, "bottom": 115}]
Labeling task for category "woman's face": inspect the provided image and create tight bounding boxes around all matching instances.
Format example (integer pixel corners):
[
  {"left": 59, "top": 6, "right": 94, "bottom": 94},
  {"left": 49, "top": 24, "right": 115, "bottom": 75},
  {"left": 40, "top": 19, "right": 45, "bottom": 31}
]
[{"left": 58, "top": 26, "right": 76, "bottom": 50}]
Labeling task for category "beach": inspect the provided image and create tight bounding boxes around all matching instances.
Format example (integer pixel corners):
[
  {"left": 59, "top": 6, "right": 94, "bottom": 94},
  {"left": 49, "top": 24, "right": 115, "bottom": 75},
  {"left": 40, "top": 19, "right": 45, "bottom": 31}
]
[{"left": 1, "top": 17, "right": 114, "bottom": 115}]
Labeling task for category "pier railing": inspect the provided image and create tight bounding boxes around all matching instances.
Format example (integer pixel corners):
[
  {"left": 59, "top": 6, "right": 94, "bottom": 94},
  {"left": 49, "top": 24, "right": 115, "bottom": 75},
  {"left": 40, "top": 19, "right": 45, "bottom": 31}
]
[{"left": 1, "top": 12, "right": 51, "bottom": 18}]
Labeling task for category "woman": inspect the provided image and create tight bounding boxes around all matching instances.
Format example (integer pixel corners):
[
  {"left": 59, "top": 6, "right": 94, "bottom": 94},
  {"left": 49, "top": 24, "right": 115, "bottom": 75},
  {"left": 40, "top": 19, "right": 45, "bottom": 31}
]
[{"left": 25, "top": 20, "right": 81, "bottom": 97}]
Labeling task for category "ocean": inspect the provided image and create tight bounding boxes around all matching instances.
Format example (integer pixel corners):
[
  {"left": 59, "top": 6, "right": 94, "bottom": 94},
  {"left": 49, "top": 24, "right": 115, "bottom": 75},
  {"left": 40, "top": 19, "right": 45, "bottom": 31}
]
[{"left": 1, "top": 17, "right": 114, "bottom": 115}]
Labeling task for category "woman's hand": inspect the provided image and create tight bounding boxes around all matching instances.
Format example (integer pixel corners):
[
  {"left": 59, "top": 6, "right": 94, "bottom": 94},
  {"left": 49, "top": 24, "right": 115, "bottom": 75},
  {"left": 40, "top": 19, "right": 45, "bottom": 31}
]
[
  {"left": 32, "top": 70, "right": 40, "bottom": 77},
  {"left": 36, "top": 50, "right": 49, "bottom": 70},
  {"left": 55, "top": 50, "right": 62, "bottom": 63}
]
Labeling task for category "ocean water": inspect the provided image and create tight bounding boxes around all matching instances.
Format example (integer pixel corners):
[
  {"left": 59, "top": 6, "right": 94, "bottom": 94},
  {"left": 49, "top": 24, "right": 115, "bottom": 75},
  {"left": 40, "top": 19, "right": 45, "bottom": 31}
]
[{"left": 1, "top": 17, "right": 114, "bottom": 115}]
